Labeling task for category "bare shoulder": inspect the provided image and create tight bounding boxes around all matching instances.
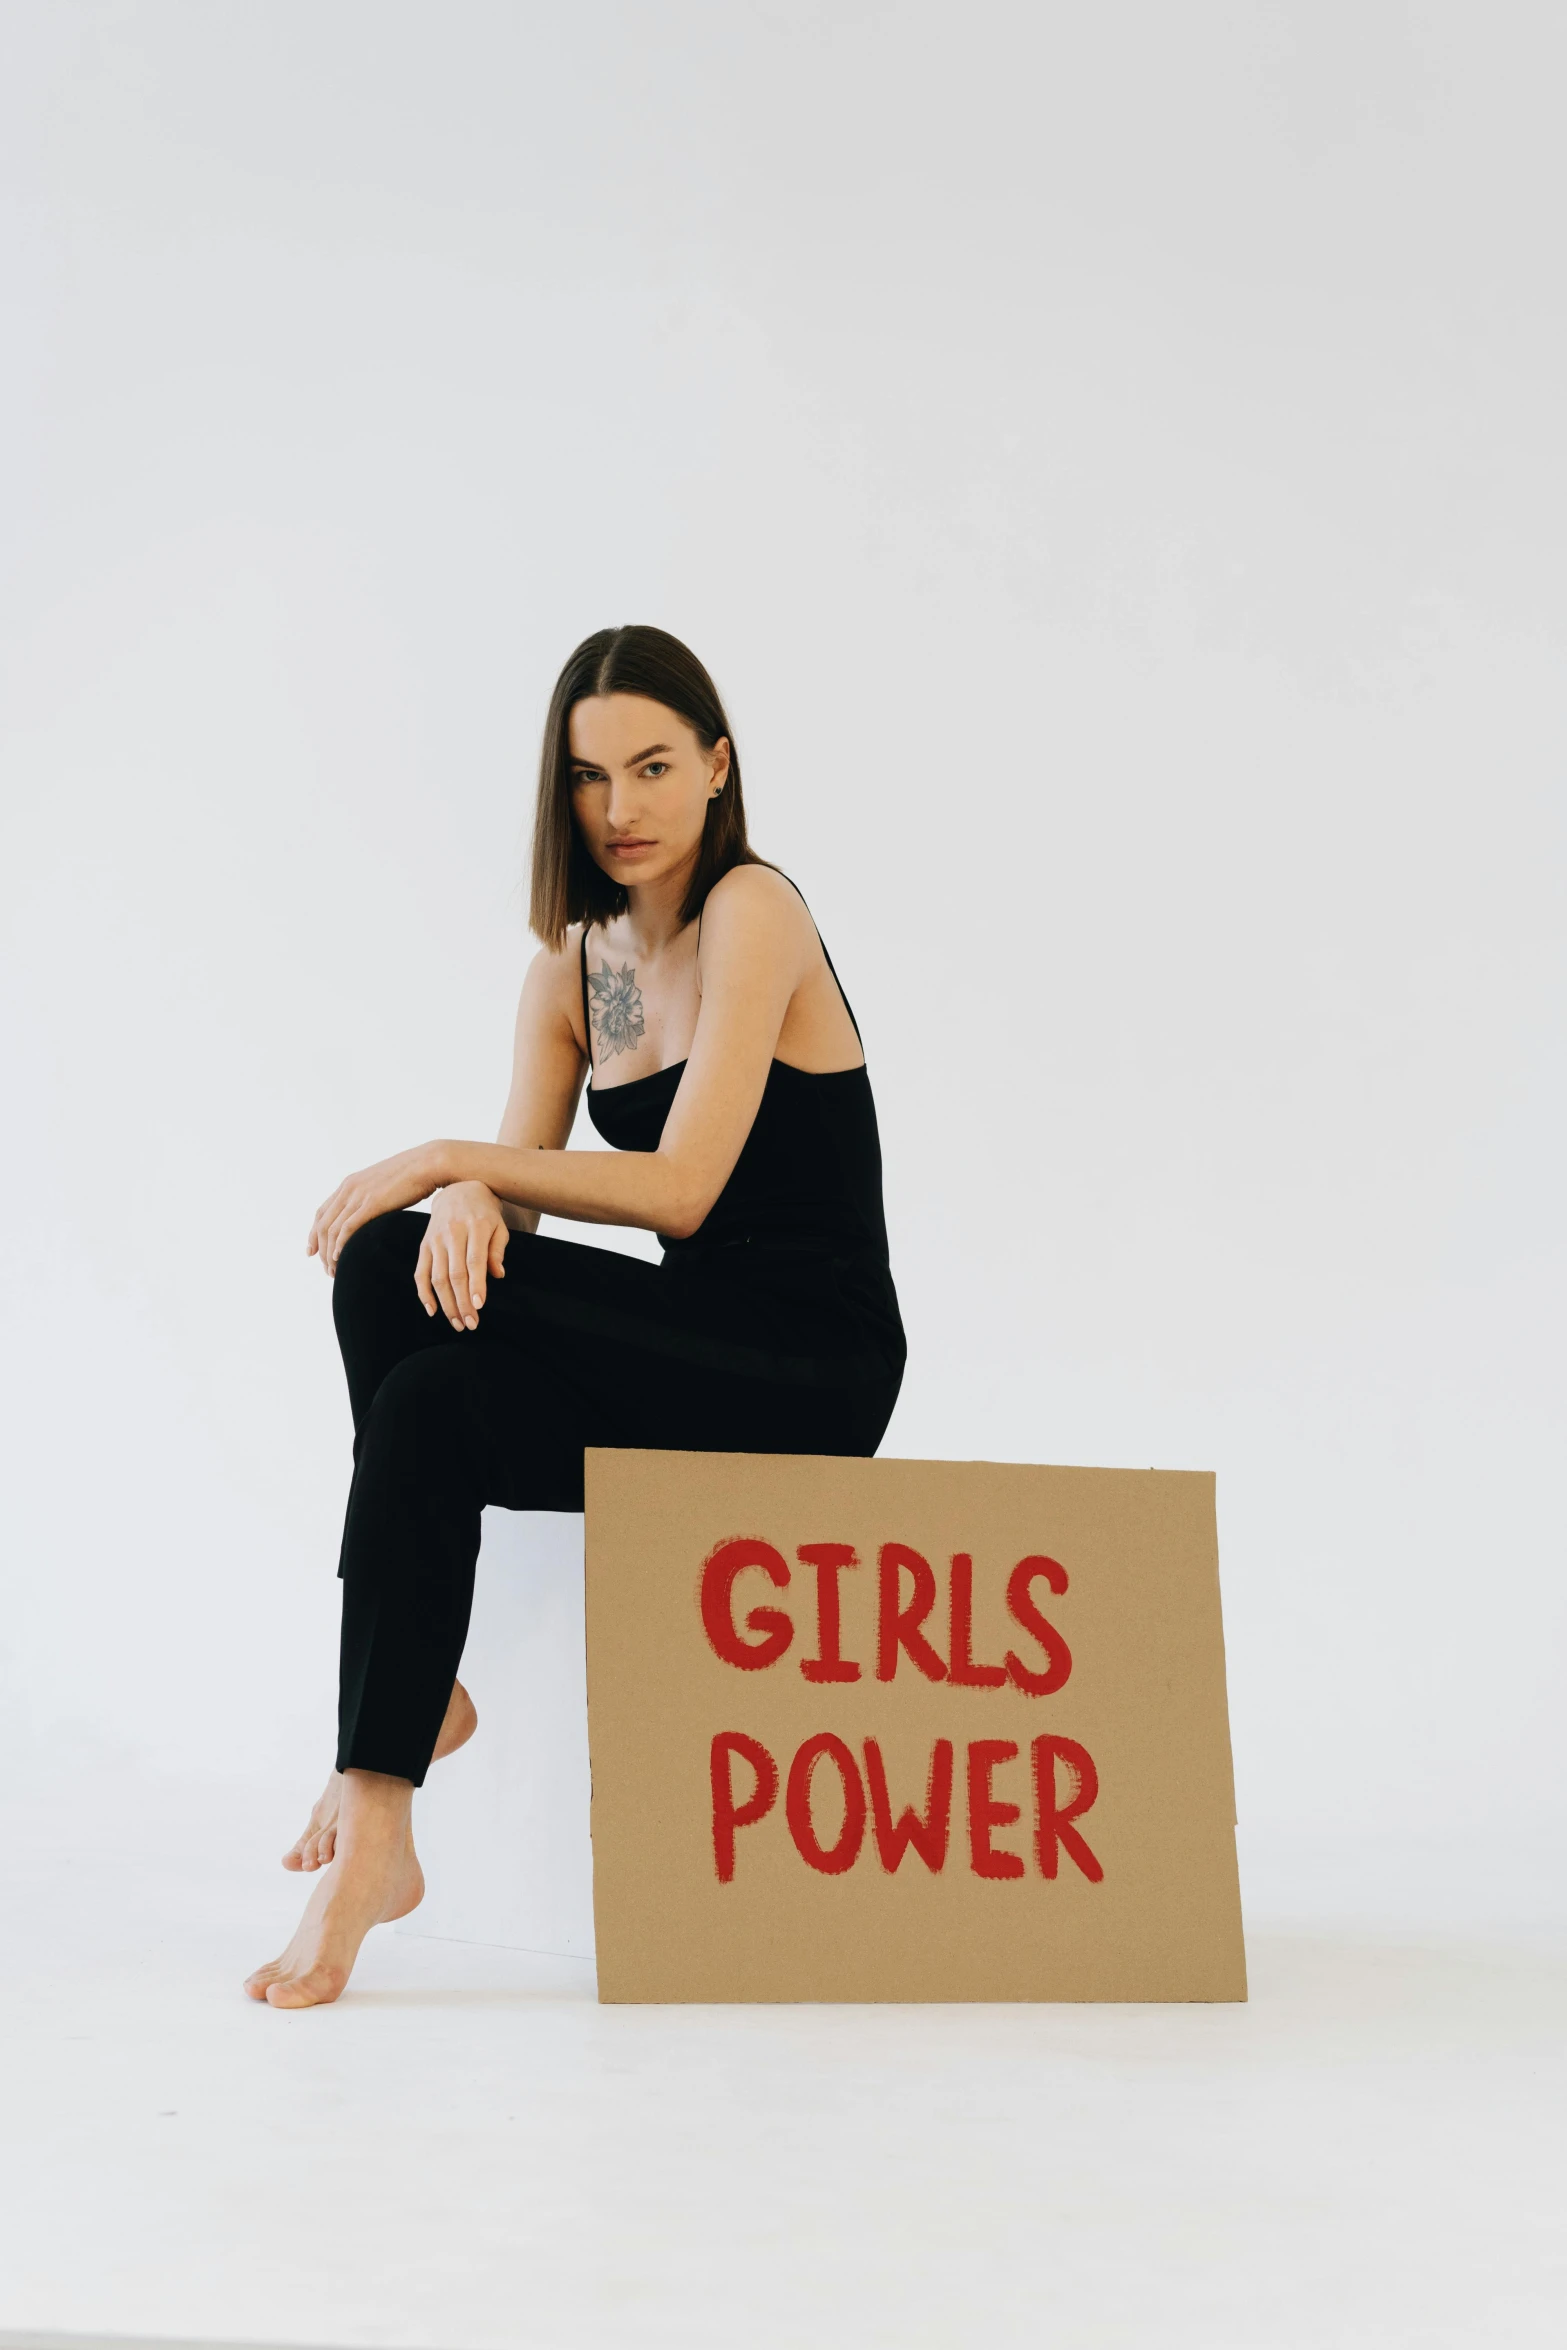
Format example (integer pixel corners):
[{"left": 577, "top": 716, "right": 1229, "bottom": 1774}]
[
  {"left": 700, "top": 863, "right": 815, "bottom": 953},
  {"left": 517, "top": 926, "right": 587, "bottom": 1038},
  {"left": 521, "top": 927, "right": 581, "bottom": 991}
]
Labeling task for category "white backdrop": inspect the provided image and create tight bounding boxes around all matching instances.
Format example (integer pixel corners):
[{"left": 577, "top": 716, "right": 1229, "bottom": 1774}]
[{"left": 1, "top": 4, "right": 1562, "bottom": 1878}]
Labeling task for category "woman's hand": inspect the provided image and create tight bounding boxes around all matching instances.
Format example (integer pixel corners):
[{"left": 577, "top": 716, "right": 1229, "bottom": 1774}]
[
  {"left": 308, "top": 1145, "right": 442, "bottom": 1274},
  {"left": 416, "top": 1180, "right": 511, "bottom": 1330}
]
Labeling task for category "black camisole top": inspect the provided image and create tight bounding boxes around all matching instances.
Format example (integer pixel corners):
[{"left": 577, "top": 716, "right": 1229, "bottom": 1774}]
[{"left": 577, "top": 894, "right": 904, "bottom": 1364}]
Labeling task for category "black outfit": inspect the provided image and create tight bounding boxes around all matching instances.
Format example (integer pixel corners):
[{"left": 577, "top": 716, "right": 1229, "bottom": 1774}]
[{"left": 332, "top": 902, "right": 905, "bottom": 1784}]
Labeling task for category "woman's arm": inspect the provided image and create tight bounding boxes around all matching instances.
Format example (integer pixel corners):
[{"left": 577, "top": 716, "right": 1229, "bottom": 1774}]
[
  {"left": 308, "top": 937, "right": 589, "bottom": 1319},
  {"left": 439, "top": 868, "right": 811, "bottom": 1233},
  {"left": 491, "top": 940, "right": 592, "bottom": 1235},
  {"left": 308, "top": 869, "right": 817, "bottom": 1321},
  {"left": 404, "top": 941, "right": 589, "bottom": 1325}
]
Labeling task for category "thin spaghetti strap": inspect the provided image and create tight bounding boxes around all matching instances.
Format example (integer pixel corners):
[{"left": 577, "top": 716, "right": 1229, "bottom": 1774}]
[
  {"left": 579, "top": 928, "right": 595, "bottom": 1073},
  {"left": 816, "top": 932, "right": 864, "bottom": 1051},
  {"left": 767, "top": 868, "right": 864, "bottom": 1050}
]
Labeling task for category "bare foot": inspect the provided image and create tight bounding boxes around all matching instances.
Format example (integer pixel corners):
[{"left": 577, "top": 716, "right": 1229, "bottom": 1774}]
[
  {"left": 283, "top": 1679, "right": 477, "bottom": 1872},
  {"left": 247, "top": 1770, "right": 422, "bottom": 2008}
]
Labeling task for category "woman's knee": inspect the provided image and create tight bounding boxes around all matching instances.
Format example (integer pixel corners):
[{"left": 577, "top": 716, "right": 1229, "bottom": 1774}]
[{"left": 333, "top": 1211, "right": 427, "bottom": 1323}]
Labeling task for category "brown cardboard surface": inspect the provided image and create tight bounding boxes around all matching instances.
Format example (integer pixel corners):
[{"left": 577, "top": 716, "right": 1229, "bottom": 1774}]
[{"left": 585, "top": 1450, "right": 1246, "bottom": 2004}]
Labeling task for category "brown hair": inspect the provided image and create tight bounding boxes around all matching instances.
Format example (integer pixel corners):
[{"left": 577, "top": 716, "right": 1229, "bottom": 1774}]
[{"left": 528, "top": 625, "right": 761, "bottom": 948}]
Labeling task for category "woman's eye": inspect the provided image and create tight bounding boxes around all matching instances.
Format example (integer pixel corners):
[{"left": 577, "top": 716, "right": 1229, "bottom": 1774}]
[{"left": 642, "top": 762, "right": 669, "bottom": 777}]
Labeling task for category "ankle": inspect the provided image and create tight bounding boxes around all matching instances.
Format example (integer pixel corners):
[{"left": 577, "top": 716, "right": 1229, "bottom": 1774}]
[{"left": 338, "top": 1769, "right": 414, "bottom": 1842}]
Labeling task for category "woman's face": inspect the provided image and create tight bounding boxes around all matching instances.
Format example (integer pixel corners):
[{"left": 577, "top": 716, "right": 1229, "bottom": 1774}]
[{"left": 568, "top": 694, "right": 729, "bottom": 897}]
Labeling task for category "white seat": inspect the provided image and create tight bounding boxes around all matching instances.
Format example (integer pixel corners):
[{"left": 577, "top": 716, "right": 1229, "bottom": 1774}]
[{"left": 396, "top": 1508, "right": 595, "bottom": 1962}]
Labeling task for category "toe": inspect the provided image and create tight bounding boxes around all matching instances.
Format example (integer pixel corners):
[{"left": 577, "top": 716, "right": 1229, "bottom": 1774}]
[{"left": 266, "top": 1965, "right": 345, "bottom": 2009}]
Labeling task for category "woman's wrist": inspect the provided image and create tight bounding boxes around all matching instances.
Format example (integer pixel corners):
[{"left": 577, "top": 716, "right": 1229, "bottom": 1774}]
[
  {"left": 422, "top": 1145, "right": 513, "bottom": 1203},
  {"left": 428, "top": 1141, "right": 539, "bottom": 1209},
  {"left": 419, "top": 1139, "right": 462, "bottom": 1192}
]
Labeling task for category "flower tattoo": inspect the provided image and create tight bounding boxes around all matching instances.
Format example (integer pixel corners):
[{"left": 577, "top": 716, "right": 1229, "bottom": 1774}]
[{"left": 587, "top": 961, "right": 646, "bottom": 1060}]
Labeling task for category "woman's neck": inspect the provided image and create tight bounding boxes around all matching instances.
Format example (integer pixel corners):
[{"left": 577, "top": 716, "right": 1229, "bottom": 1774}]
[{"left": 620, "top": 854, "right": 700, "bottom": 957}]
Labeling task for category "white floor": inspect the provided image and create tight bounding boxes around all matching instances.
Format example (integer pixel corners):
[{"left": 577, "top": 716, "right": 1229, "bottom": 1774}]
[{"left": 2, "top": 1768, "right": 1564, "bottom": 2350}]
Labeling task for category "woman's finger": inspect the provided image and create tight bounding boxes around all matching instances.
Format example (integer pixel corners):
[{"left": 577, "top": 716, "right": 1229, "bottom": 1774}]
[
  {"left": 429, "top": 1237, "right": 462, "bottom": 1329},
  {"left": 328, "top": 1192, "right": 370, "bottom": 1269},
  {"left": 308, "top": 1188, "right": 343, "bottom": 1260},
  {"left": 447, "top": 1230, "right": 477, "bottom": 1327},
  {"left": 488, "top": 1219, "right": 509, "bottom": 1280},
  {"left": 466, "top": 1224, "right": 489, "bottom": 1316},
  {"left": 415, "top": 1238, "right": 437, "bottom": 1317}
]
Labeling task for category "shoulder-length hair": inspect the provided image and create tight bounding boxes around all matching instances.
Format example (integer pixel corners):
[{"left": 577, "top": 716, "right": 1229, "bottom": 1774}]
[{"left": 529, "top": 625, "right": 760, "bottom": 948}]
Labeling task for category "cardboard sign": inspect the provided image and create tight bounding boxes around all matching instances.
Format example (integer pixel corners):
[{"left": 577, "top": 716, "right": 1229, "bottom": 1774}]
[{"left": 584, "top": 1450, "right": 1245, "bottom": 2004}]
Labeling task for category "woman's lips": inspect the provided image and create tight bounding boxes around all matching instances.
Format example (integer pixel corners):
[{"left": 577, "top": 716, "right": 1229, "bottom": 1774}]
[{"left": 606, "top": 839, "right": 656, "bottom": 857}]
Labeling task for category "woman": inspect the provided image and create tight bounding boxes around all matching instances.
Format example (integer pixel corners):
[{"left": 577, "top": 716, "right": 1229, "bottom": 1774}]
[{"left": 246, "top": 625, "right": 906, "bottom": 2007}]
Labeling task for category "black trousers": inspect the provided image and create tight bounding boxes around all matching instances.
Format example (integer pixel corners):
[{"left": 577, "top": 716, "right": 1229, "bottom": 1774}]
[{"left": 331, "top": 1211, "right": 904, "bottom": 1784}]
